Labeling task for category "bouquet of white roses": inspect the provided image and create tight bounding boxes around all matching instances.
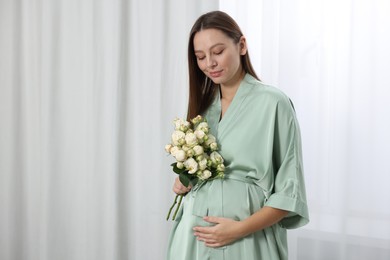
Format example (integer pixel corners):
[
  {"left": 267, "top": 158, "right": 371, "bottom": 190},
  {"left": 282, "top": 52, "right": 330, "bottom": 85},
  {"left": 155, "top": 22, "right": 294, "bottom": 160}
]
[{"left": 165, "top": 115, "right": 225, "bottom": 220}]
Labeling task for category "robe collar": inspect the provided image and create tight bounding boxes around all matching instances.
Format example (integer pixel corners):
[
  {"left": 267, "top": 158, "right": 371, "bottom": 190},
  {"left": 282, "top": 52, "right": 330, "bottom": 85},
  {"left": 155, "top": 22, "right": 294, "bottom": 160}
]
[{"left": 206, "top": 73, "right": 257, "bottom": 140}]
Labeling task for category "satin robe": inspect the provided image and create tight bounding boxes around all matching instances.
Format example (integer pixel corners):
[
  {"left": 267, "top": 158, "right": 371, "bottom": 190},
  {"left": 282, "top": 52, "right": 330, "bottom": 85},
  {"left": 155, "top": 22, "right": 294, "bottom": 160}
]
[{"left": 167, "top": 74, "right": 309, "bottom": 260}]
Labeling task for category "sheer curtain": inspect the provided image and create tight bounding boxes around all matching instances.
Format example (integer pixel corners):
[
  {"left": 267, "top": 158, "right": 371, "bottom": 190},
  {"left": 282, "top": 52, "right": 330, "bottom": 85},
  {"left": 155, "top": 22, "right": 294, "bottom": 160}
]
[
  {"left": 2, "top": 0, "right": 390, "bottom": 260},
  {"left": 221, "top": 0, "right": 390, "bottom": 259},
  {"left": 0, "top": 0, "right": 218, "bottom": 260}
]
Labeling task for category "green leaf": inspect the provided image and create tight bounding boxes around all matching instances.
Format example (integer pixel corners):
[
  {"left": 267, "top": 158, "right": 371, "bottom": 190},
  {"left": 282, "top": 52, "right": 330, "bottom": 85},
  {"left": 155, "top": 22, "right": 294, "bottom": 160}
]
[
  {"left": 172, "top": 163, "right": 186, "bottom": 174},
  {"left": 191, "top": 177, "right": 199, "bottom": 186},
  {"left": 179, "top": 173, "right": 191, "bottom": 187}
]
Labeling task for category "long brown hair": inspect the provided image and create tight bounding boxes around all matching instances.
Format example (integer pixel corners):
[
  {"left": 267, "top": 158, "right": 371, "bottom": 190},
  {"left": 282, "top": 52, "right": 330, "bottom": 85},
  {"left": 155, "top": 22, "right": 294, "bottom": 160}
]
[{"left": 187, "top": 10, "right": 259, "bottom": 120}]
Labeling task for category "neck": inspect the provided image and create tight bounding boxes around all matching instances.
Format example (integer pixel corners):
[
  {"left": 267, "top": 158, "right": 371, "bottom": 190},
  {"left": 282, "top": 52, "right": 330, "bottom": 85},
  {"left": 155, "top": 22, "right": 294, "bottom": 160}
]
[{"left": 220, "top": 70, "right": 245, "bottom": 101}]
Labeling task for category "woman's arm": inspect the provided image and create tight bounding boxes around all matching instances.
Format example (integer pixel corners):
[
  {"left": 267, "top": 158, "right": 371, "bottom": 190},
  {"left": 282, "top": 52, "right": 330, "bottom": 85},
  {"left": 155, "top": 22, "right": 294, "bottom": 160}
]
[{"left": 193, "top": 206, "right": 288, "bottom": 248}]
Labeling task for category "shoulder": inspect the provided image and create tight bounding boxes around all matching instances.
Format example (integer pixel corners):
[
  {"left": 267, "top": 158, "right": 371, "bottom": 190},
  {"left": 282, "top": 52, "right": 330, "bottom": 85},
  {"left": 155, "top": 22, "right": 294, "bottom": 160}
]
[{"left": 243, "top": 74, "right": 294, "bottom": 110}]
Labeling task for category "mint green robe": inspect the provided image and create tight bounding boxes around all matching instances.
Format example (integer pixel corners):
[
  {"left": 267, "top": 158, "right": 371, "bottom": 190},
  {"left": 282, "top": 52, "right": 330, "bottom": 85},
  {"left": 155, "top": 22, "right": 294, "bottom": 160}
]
[{"left": 167, "top": 74, "right": 309, "bottom": 260}]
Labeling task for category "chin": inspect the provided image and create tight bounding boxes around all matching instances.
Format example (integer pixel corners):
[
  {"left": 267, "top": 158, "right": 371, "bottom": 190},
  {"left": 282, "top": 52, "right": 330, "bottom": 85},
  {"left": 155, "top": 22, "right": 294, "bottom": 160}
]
[{"left": 209, "top": 77, "right": 225, "bottom": 85}]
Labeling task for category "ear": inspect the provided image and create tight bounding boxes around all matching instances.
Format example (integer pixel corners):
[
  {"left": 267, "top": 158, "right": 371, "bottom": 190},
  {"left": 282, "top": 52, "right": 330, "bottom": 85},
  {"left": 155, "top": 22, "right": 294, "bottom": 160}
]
[{"left": 239, "top": 36, "right": 247, "bottom": 55}]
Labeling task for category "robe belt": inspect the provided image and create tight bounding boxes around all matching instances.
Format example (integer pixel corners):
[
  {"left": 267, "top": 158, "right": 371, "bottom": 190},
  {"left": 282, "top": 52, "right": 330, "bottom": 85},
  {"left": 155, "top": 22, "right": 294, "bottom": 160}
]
[{"left": 191, "top": 174, "right": 271, "bottom": 217}]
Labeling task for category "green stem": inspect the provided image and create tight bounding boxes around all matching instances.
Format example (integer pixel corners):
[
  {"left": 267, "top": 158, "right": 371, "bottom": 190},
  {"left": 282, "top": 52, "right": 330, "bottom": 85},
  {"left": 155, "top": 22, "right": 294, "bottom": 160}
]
[
  {"left": 166, "top": 194, "right": 179, "bottom": 221},
  {"left": 172, "top": 195, "right": 183, "bottom": 220}
]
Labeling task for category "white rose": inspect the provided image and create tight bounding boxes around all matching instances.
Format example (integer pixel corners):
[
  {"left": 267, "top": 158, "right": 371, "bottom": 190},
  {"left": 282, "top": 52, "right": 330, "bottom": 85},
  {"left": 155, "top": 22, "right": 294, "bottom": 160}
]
[
  {"left": 193, "top": 145, "right": 204, "bottom": 156},
  {"left": 170, "top": 146, "right": 180, "bottom": 157},
  {"left": 196, "top": 122, "right": 209, "bottom": 133},
  {"left": 198, "top": 158, "right": 208, "bottom": 170},
  {"left": 185, "top": 132, "right": 198, "bottom": 146},
  {"left": 165, "top": 144, "right": 172, "bottom": 153},
  {"left": 176, "top": 162, "right": 184, "bottom": 169},
  {"left": 180, "top": 122, "right": 190, "bottom": 132},
  {"left": 173, "top": 118, "right": 190, "bottom": 132},
  {"left": 184, "top": 158, "right": 198, "bottom": 174},
  {"left": 210, "top": 151, "right": 223, "bottom": 165},
  {"left": 172, "top": 130, "right": 185, "bottom": 146},
  {"left": 191, "top": 115, "right": 203, "bottom": 125},
  {"left": 217, "top": 164, "right": 225, "bottom": 172},
  {"left": 194, "top": 130, "right": 206, "bottom": 141},
  {"left": 186, "top": 149, "right": 195, "bottom": 157},
  {"left": 199, "top": 170, "right": 212, "bottom": 180},
  {"left": 174, "top": 149, "right": 187, "bottom": 162},
  {"left": 205, "top": 134, "right": 216, "bottom": 146},
  {"left": 210, "top": 142, "right": 218, "bottom": 151},
  {"left": 181, "top": 145, "right": 191, "bottom": 152},
  {"left": 195, "top": 154, "right": 204, "bottom": 162},
  {"left": 173, "top": 118, "right": 183, "bottom": 130}
]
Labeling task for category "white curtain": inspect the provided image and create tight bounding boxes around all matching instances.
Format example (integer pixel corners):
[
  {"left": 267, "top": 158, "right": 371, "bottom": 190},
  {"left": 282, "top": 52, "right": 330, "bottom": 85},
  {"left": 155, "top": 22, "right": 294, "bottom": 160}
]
[
  {"left": 221, "top": 0, "right": 390, "bottom": 259},
  {"left": 1, "top": 0, "right": 390, "bottom": 260},
  {"left": 0, "top": 0, "right": 218, "bottom": 259}
]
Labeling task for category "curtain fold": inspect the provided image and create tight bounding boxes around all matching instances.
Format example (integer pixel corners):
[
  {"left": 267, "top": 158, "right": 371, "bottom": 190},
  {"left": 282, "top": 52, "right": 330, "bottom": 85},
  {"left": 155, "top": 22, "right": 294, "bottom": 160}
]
[
  {"left": 221, "top": 0, "right": 390, "bottom": 259},
  {"left": 0, "top": 1, "right": 218, "bottom": 260}
]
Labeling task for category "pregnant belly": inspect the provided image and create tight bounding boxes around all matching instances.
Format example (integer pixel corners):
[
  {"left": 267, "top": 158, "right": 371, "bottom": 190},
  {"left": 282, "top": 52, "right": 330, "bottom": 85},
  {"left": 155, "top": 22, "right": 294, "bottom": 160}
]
[{"left": 191, "top": 178, "right": 266, "bottom": 220}]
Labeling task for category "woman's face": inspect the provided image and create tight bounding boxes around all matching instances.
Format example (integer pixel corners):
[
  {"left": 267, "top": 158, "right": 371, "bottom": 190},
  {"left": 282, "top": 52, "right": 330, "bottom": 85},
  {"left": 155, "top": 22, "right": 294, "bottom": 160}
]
[{"left": 193, "top": 28, "right": 246, "bottom": 87}]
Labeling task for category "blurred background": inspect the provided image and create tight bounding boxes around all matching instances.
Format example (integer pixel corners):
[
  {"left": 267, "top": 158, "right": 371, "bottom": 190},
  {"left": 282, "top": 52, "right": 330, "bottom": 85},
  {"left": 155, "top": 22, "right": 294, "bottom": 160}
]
[{"left": 1, "top": 0, "right": 389, "bottom": 259}]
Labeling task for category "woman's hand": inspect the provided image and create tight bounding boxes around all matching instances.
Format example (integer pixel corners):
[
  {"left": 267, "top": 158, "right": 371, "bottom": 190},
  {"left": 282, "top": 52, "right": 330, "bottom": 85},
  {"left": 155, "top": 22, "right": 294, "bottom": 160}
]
[
  {"left": 172, "top": 176, "right": 192, "bottom": 195},
  {"left": 193, "top": 207, "right": 288, "bottom": 248},
  {"left": 193, "top": 216, "right": 244, "bottom": 248}
]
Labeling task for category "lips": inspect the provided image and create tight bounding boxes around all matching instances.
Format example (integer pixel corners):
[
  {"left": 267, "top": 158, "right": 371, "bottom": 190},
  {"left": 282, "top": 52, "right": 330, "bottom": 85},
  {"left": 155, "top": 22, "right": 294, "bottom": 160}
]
[{"left": 209, "top": 70, "right": 223, "bottom": 78}]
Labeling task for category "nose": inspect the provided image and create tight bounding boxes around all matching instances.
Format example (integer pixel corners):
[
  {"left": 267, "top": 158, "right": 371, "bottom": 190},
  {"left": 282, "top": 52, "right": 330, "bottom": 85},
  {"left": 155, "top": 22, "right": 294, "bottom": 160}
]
[{"left": 206, "top": 56, "right": 217, "bottom": 68}]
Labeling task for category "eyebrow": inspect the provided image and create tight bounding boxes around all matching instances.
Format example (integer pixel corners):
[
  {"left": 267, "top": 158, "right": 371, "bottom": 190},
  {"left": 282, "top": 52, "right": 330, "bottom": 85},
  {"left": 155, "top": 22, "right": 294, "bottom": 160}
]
[{"left": 194, "top": 43, "right": 225, "bottom": 54}]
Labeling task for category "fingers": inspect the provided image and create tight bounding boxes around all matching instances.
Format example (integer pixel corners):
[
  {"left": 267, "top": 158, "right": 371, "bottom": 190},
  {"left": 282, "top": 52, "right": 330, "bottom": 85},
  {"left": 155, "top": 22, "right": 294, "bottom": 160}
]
[
  {"left": 193, "top": 217, "right": 225, "bottom": 234},
  {"left": 194, "top": 227, "right": 225, "bottom": 248},
  {"left": 193, "top": 217, "right": 239, "bottom": 248},
  {"left": 204, "top": 241, "right": 222, "bottom": 248},
  {"left": 193, "top": 226, "right": 210, "bottom": 234},
  {"left": 172, "top": 177, "right": 192, "bottom": 195},
  {"left": 193, "top": 226, "right": 214, "bottom": 242},
  {"left": 203, "top": 216, "right": 220, "bottom": 224}
]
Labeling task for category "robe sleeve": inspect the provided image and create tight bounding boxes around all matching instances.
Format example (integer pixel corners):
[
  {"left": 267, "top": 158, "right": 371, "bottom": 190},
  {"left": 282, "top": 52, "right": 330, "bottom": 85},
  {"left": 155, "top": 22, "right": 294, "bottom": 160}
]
[{"left": 264, "top": 95, "right": 310, "bottom": 229}]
